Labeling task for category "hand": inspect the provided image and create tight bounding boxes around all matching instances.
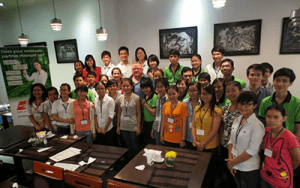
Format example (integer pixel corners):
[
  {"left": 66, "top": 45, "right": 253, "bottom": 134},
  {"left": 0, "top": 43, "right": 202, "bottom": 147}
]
[
  {"left": 23, "top": 70, "right": 27, "bottom": 75},
  {"left": 225, "top": 158, "right": 236, "bottom": 169},
  {"left": 151, "top": 129, "right": 154, "bottom": 139},
  {"left": 136, "top": 127, "right": 141, "bottom": 135},
  {"left": 180, "top": 141, "right": 186, "bottom": 148},
  {"left": 160, "top": 135, "right": 165, "bottom": 144},
  {"left": 102, "top": 128, "right": 107, "bottom": 134},
  {"left": 141, "top": 100, "right": 146, "bottom": 106},
  {"left": 230, "top": 168, "right": 236, "bottom": 177},
  {"left": 92, "top": 133, "right": 96, "bottom": 140},
  {"left": 116, "top": 127, "right": 120, "bottom": 135},
  {"left": 92, "top": 104, "right": 95, "bottom": 109},
  {"left": 96, "top": 127, "right": 101, "bottom": 134},
  {"left": 194, "top": 141, "right": 202, "bottom": 148}
]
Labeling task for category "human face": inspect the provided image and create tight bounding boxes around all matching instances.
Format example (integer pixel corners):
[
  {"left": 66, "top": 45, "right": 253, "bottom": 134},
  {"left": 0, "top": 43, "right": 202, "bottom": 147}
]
[
  {"left": 122, "top": 81, "right": 133, "bottom": 94},
  {"left": 153, "top": 71, "right": 163, "bottom": 80},
  {"left": 108, "top": 83, "right": 118, "bottom": 94},
  {"left": 77, "top": 90, "right": 88, "bottom": 100},
  {"left": 187, "top": 85, "right": 199, "bottom": 100},
  {"left": 100, "top": 76, "right": 108, "bottom": 84},
  {"left": 137, "top": 49, "right": 145, "bottom": 61},
  {"left": 237, "top": 102, "right": 256, "bottom": 117},
  {"left": 48, "top": 89, "right": 58, "bottom": 102},
  {"left": 60, "top": 85, "right": 70, "bottom": 98},
  {"left": 132, "top": 64, "right": 143, "bottom": 77},
  {"left": 102, "top": 55, "right": 111, "bottom": 66},
  {"left": 33, "top": 86, "right": 43, "bottom": 98},
  {"left": 75, "top": 62, "right": 83, "bottom": 73},
  {"left": 167, "top": 88, "right": 179, "bottom": 102},
  {"left": 169, "top": 54, "right": 180, "bottom": 65},
  {"left": 273, "top": 76, "right": 292, "bottom": 93},
  {"left": 266, "top": 109, "right": 286, "bottom": 130},
  {"left": 200, "top": 89, "right": 212, "bottom": 105},
  {"left": 34, "top": 62, "right": 42, "bottom": 72},
  {"left": 212, "top": 51, "right": 224, "bottom": 64},
  {"left": 213, "top": 81, "right": 224, "bottom": 97},
  {"left": 191, "top": 56, "right": 202, "bottom": 69},
  {"left": 142, "top": 86, "right": 152, "bottom": 96},
  {"left": 74, "top": 77, "right": 84, "bottom": 88},
  {"left": 182, "top": 71, "right": 193, "bottom": 83},
  {"left": 221, "top": 61, "right": 234, "bottom": 76},
  {"left": 112, "top": 69, "right": 121, "bottom": 81},
  {"left": 87, "top": 75, "right": 96, "bottom": 85},
  {"left": 119, "top": 50, "right": 129, "bottom": 62},
  {"left": 226, "top": 84, "right": 241, "bottom": 102},
  {"left": 177, "top": 80, "right": 187, "bottom": 94},
  {"left": 149, "top": 61, "right": 158, "bottom": 69},
  {"left": 96, "top": 83, "right": 106, "bottom": 97},
  {"left": 86, "top": 58, "right": 94, "bottom": 68},
  {"left": 199, "top": 78, "right": 210, "bottom": 87},
  {"left": 262, "top": 68, "right": 271, "bottom": 82},
  {"left": 155, "top": 82, "right": 167, "bottom": 96},
  {"left": 247, "top": 69, "right": 263, "bottom": 86}
]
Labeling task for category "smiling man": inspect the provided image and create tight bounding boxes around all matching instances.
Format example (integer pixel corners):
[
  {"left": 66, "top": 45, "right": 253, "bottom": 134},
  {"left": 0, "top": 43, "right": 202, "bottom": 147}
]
[
  {"left": 116, "top": 46, "right": 132, "bottom": 78},
  {"left": 220, "top": 58, "right": 246, "bottom": 89},
  {"left": 205, "top": 47, "right": 225, "bottom": 81}
]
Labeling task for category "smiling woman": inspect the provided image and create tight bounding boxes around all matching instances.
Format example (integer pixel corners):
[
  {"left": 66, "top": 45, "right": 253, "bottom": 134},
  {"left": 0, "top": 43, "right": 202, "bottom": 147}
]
[{"left": 23, "top": 61, "right": 48, "bottom": 85}]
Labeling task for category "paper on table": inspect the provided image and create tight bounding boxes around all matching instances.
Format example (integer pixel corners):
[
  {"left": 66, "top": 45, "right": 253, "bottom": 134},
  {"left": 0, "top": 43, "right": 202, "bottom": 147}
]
[
  {"left": 37, "top": 147, "right": 53, "bottom": 153},
  {"left": 79, "top": 157, "right": 96, "bottom": 166},
  {"left": 135, "top": 165, "right": 145, "bottom": 171},
  {"left": 60, "top": 135, "right": 68, "bottom": 139},
  {"left": 54, "top": 163, "right": 80, "bottom": 171},
  {"left": 49, "top": 147, "right": 81, "bottom": 162}
]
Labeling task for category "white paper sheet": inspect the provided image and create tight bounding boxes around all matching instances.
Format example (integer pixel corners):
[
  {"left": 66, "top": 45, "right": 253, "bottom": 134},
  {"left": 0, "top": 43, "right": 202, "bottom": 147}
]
[
  {"left": 54, "top": 163, "right": 80, "bottom": 171},
  {"left": 37, "top": 147, "right": 53, "bottom": 153},
  {"left": 49, "top": 147, "right": 81, "bottom": 162}
]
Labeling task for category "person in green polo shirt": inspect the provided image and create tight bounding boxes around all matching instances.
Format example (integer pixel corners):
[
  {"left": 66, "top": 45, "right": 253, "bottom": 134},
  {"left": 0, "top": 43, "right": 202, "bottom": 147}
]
[
  {"left": 140, "top": 77, "right": 157, "bottom": 147},
  {"left": 164, "top": 49, "right": 183, "bottom": 85},
  {"left": 71, "top": 73, "right": 95, "bottom": 103},
  {"left": 220, "top": 58, "right": 247, "bottom": 89}
]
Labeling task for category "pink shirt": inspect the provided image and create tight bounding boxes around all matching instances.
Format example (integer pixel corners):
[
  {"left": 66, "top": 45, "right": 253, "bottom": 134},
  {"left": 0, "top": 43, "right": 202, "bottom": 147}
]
[
  {"left": 73, "top": 99, "right": 91, "bottom": 132},
  {"left": 82, "top": 67, "right": 101, "bottom": 84},
  {"left": 261, "top": 127, "right": 300, "bottom": 188}
]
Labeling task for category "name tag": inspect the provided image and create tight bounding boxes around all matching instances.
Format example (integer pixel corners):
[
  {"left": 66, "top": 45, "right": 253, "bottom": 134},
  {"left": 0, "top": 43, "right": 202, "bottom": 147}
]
[
  {"left": 167, "top": 117, "right": 174, "bottom": 123},
  {"left": 123, "top": 115, "right": 130, "bottom": 121},
  {"left": 196, "top": 129, "right": 204, "bottom": 135},
  {"left": 189, "top": 122, "right": 192, "bottom": 129},
  {"left": 231, "top": 148, "right": 238, "bottom": 157},
  {"left": 81, "top": 119, "right": 88, "bottom": 125},
  {"left": 169, "top": 125, "right": 173, "bottom": 133},
  {"left": 155, "top": 115, "right": 161, "bottom": 122},
  {"left": 264, "top": 148, "right": 273, "bottom": 158},
  {"left": 223, "top": 130, "right": 228, "bottom": 137}
]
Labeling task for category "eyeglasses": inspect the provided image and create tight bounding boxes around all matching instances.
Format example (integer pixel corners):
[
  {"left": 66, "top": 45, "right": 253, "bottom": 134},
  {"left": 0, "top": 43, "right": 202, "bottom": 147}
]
[
  {"left": 237, "top": 102, "right": 254, "bottom": 108},
  {"left": 60, "top": 89, "right": 69, "bottom": 92}
]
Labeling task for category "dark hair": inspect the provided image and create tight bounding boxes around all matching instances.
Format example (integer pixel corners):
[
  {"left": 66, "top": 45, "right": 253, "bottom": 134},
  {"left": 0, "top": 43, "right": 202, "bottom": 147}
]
[
  {"left": 199, "top": 85, "right": 216, "bottom": 116},
  {"left": 261, "top": 62, "right": 273, "bottom": 73},
  {"left": 226, "top": 81, "right": 242, "bottom": 90},
  {"left": 60, "top": 83, "right": 72, "bottom": 98},
  {"left": 111, "top": 67, "right": 122, "bottom": 75},
  {"left": 95, "top": 81, "right": 107, "bottom": 89},
  {"left": 168, "top": 85, "right": 179, "bottom": 93},
  {"left": 187, "top": 82, "right": 201, "bottom": 92},
  {"left": 29, "top": 83, "right": 47, "bottom": 105},
  {"left": 237, "top": 91, "right": 257, "bottom": 105},
  {"left": 211, "top": 46, "right": 225, "bottom": 55},
  {"left": 87, "top": 71, "right": 97, "bottom": 78},
  {"left": 101, "top": 51, "right": 111, "bottom": 58},
  {"left": 47, "top": 87, "right": 58, "bottom": 97},
  {"left": 153, "top": 69, "right": 164, "bottom": 77},
  {"left": 122, "top": 78, "right": 135, "bottom": 93},
  {"left": 33, "top": 61, "right": 42, "bottom": 71},
  {"left": 169, "top": 49, "right": 180, "bottom": 57},
  {"left": 107, "top": 79, "right": 117, "bottom": 88},
  {"left": 192, "top": 54, "right": 202, "bottom": 61},
  {"left": 198, "top": 72, "right": 211, "bottom": 82},
  {"left": 273, "top": 67, "right": 296, "bottom": 83},
  {"left": 74, "top": 60, "right": 85, "bottom": 73},
  {"left": 118, "top": 46, "right": 129, "bottom": 55},
  {"left": 135, "top": 47, "right": 147, "bottom": 62},
  {"left": 265, "top": 104, "right": 286, "bottom": 127},
  {"left": 73, "top": 73, "right": 84, "bottom": 82},
  {"left": 212, "top": 78, "right": 226, "bottom": 105},
  {"left": 221, "top": 58, "right": 234, "bottom": 68},
  {"left": 147, "top": 54, "right": 160, "bottom": 67},
  {"left": 140, "top": 77, "right": 154, "bottom": 93},
  {"left": 75, "top": 84, "right": 88, "bottom": 94},
  {"left": 155, "top": 78, "right": 169, "bottom": 90},
  {"left": 176, "top": 78, "right": 188, "bottom": 88},
  {"left": 246, "top": 63, "right": 265, "bottom": 76},
  {"left": 181, "top": 67, "right": 192, "bottom": 76},
  {"left": 100, "top": 74, "right": 109, "bottom": 81},
  {"left": 85, "top": 54, "right": 96, "bottom": 72}
]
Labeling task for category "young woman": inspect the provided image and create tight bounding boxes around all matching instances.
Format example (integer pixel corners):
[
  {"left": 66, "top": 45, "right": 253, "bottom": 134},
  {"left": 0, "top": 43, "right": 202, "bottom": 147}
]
[
  {"left": 23, "top": 61, "right": 48, "bottom": 85},
  {"left": 69, "top": 84, "right": 96, "bottom": 143},
  {"left": 192, "top": 84, "right": 222, "bottom": 187},
  {"left": 191, "top": 54, "right": 205, "bottom": 82},
  {"left": 74, "top": 60, "right": 85, "bottom": 75},
  {"left": 141, "top": 77, "right": 157, "bottom": 146},
  {"left": 111, "top": 67, "right": 123, "bottom": 93},
  {"left": 183, "top": 82, "right": 201, "bottom": 150},
  {"left": 117, "top": 78, "right": 141, "bottom": 158},
  {"left": 213, "top": 78, "right": 231, "bottom": 108},
  {"left": 147, "top": 54, "right": 164, "bottom": 79},
  {"left": 160, "top": 85, "right": 188, "bottom": 148},
  {"left": 52, "top": 83, "right": 75, "bottom": 134},
  {"left": 135, "top": 47, "right": 148, "bottom": 75},
  {"left": 176, "top": 78, "right": 189, "bottom": 102},
  {"left": 82, "top": 54, "right": 101, "bottom": 83},
  {"left": 153, "top": 69, "right": 164, "bottom": 81},
  {"left": 94, "top": 81, "right": 115, "bottom": 146},
  {"left": 226, "top": 91, "right": 265, "bottom": 188},
  {"left": 152, "top": 78, "right": 169, "bottom": 146},
  {"left": 27, "top": 83, "right": 47, "bottom": 130},
  {"left": 261, "top": 105, "right": 300, "bottom": 188},
  {"left": 100, "top": 74, "right": 109, "bottom": 85},
  {"left": 43, "top": 87, "right": 59, "bottom": 132}
]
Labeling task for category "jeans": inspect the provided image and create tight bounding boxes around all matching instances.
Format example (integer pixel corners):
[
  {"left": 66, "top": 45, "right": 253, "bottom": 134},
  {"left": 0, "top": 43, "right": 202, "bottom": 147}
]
[
  {"left": 121, "top": 130, "right": 140, "bottom": 159},
  {"left": 75, "top": 130, "right": 93, "bottom": 144},
  {"left": 57, "top": 125, "right": 70, "bottom": 134},
  {"left": 153, "top": 130, "right": 162, "bottom": 146},
  {"left": 260, "top": 177, "right": 275, "bottom": 188},
  {"left": 234, "top": 169, "right": 260, "bottom": 188}
]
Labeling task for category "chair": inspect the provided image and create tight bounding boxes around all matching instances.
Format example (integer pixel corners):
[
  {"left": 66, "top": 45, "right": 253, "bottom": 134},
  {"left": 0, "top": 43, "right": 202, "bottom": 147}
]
[
  {"left": 107, "top": 179, "right": 139, "bottom": 188},
  {"left": 64, "top": 169, "right": 102, "bottom": 188},
  {"left": 33, "top": 161, "right": 64, "bottom": 180}
]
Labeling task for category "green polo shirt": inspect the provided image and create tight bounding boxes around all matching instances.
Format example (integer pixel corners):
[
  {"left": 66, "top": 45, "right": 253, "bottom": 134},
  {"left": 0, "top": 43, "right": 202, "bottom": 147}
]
[
  {"left": 234, "top": 77, "right": 247, "bottom": 89},
  {"left": 143, "top": 93, "right": 157, "bottom": 122},
  {"left": 192, "top": 68, "right": 206, "bottom": 82},
  {"left": 71, "top": 89, "right": 95, "bottom": 103},
  {"left": 218, "top": 97, "right": 231, "bottom": 109},
  {"left": 164, "top": 63, "right": 183, "bottom": 85},
  {"left": 258, "top": 91, "right": 300, "bottom": 133}
]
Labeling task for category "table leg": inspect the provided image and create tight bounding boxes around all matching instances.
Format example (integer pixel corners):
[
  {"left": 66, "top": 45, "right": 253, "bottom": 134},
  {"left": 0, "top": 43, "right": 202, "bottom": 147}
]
[
  {"left": 13, "top": 156, "right": 27, "bottom": 185},
  {"left": 2, "top": 115, "right": 9, "bottom": 129}
]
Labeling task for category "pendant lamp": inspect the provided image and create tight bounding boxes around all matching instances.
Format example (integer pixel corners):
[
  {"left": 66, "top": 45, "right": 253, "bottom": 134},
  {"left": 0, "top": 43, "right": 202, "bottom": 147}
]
[
  {"left": 96, "top": 0, "right": 108, "bottom": 41},
  {"left": 50, "top": 0, "right": 62, "bottom": 31},
  {"left": 212, "top": 0, "right": 226, "bottom": 8},
  {"left": 16, "top": 0, "right": 29, "bottom": 45},
  {"left": 290, "top": 7, "right": 300, "bottom": 27}
]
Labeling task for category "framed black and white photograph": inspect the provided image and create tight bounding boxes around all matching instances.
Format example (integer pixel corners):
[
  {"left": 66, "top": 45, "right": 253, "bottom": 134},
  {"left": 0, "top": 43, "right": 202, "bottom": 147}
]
[
  {"left": 159, "top": 26, "right": 198, "bottom": 59},
  {"left": 280, "top": 17, "right": 300, "bottom": 54},
  {"left": 214, "top": 20, "right": 262, "bottom": 56},
  {"left": 54, "top": 39, "right": 79, "bottom": 63}
]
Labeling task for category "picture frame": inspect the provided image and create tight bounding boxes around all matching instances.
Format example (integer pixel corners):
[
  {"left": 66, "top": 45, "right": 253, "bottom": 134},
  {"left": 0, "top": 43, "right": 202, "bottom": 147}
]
[
  {"left": 159, "top": 26, "right": 198, "bottom": 59},
  {"left": 214, "top": 19, "right": 262, "bottom": 56},
  {"left": 280, "top": 17, "right": 300, "bottom": 54},
  {"left": 54, "top": 39, "right": 79, "bottom": 63}
]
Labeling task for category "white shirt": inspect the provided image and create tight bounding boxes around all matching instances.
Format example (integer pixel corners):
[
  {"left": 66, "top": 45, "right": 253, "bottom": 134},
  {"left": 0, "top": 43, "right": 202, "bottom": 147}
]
[
  {"left": 142, "top": 61, "right": 149, "bottom": 75},
  {"left": 101, "top": 62, "right": 115, "bottom": 79},
  {"left": 116, "top": 61, "right": 132, "bottom": 78},
  {"left": 205, "top": 63, "right": 223, "bottom": 81},
  {"left": 43, "top": 100, "right": 56, "bottom": 125},
  {"left": 94, "top": 95, "right": 115, "bottom": 132},
  {"left": 51, "top": 98, "right": 75, "bottom": 126},
  {"left": 24, "top": 69, "right": 48, "bottom": 85},
  {"left": 26, "top": 101, "right": 44, "bottom": 124},
  {"left": 228, "top": 113, "right": 265, "bottom": 171}
]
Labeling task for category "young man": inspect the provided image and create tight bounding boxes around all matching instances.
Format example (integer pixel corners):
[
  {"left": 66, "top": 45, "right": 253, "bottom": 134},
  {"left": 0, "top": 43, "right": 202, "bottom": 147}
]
[
  {"left": 87, "top": 71, "right": 98, "bottom": 98},
  {"left": 205, "top": 47, "right": 225, "bottom": 81},
  {"left": 116, "top": 46, "right": 132, "bottom": 78},
  {"left": 101, "top": 50, "right": 115, "bottom": 79},
  {"left": 43, "top": 87, "right": 58, "bottom": 132},
  {"left": 220, "top": 58, "right": 246, "bottom": 89},
  {"left": 164, "top": 49, "right": 183, "bottom": 85},
  {"left": 260, "top": 62, "right": 275, "bottom": 93},
  {"left": 71, "top": 73, "right": 95, "bottom": 103},
  {"left": 243, "top": 64, "right": 272, "bottom": 116},
  {"left": 181, "top": 67, "right": 193, "bottom": 84}
]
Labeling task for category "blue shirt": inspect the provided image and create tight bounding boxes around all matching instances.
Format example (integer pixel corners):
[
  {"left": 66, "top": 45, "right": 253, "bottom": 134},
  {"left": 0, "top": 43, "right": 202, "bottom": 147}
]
[
  {"left": 183, "top": 98, "right": 201, "bottom": 143},
  {"left": 132, "top": 74, "right": 155, "bottom": 99}
]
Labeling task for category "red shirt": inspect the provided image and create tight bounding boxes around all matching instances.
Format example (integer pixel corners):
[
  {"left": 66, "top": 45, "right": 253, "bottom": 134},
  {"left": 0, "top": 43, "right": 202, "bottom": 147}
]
[{"left": 82, "top": 67, "right": 101, "bottom": 84}]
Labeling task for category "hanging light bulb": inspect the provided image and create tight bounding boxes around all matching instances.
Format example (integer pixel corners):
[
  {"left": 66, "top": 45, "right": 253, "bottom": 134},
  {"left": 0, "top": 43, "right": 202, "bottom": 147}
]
[
  {"left": 16, "top": 0, "right": 29, "bottom": 45},
  {"left": 290, "top": 7, "right": 300, "bottom": 27},
  {"left": 212, "top": 0, "right": 226, "bottom": 8},
  {"left": 51, "top": 0, "right": 62, "bottom": 31},
  {"left": 96, "top": 0, "right": 108, "bottom": 41}
]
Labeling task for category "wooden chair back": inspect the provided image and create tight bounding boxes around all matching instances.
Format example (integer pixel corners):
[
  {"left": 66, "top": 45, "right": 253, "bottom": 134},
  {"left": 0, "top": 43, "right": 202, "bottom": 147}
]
[
  {"left": 33, "top": 161, "right": 64, "bottom": 180},
  {"left": 107, "top": 179, "right": 139, "bottom": 188},
  {"left": 64, "top": 170, "right": 102, "bottom": 188}
]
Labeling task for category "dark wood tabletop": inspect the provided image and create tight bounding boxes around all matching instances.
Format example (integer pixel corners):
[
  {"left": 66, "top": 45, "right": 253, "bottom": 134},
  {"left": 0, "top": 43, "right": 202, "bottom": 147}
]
[{"left": 114, "top": 144, "right": 212, "bottom": 188}]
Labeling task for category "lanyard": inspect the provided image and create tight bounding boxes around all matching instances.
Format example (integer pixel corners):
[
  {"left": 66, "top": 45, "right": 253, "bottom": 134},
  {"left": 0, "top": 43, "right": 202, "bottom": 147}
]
[
  {"left": 269, "top": 128, "right": 284, "bottom": 148},
  {"left": 79, "top": 101, "right": 86, "bottom": 120},
  {"left": 49, "top": 100, "right": 53, "bottom": 110},
  {"left": 170, "top": 102, "right": 178, "bottom": 117},
  {"left": 199, "top": 107, "right": 209, "bottom": 129},
  {"left": 124, "top": 95, "right": 132, "bottom": 115},
  {"left": 215, "top": 67, "right": 221, "bottom": 76},
  {"left": 235, "top": 119, "right": 246, "bottom": 145},
  {"left": 62, "top": 103, "right": 69, "bottom": 114}
]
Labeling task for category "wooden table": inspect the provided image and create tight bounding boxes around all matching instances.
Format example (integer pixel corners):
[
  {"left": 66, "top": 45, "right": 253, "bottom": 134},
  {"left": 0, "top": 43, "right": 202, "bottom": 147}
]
[
  {"left": 0, "top": 125, "right": 34, "bottom": 149},
  {"left": 114, "top": 144, "right": 212, "bottom": 188}
]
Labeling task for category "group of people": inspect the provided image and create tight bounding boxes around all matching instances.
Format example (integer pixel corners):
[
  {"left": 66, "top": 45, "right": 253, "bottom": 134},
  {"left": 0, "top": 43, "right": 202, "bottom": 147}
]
[{"left": 26, "top": 46, "right": 300, "bottom": 188}]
